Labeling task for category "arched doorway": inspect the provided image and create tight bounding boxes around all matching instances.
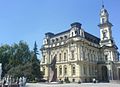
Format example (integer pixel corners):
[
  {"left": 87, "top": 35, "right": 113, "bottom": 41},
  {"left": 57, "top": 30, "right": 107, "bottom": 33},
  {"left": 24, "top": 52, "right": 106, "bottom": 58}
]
[
  {"left": 101, "top": 66, "right": 109, "bottom": 82},
  {"left": 118, "top": 68, "right": 120, "bottom": 80}
]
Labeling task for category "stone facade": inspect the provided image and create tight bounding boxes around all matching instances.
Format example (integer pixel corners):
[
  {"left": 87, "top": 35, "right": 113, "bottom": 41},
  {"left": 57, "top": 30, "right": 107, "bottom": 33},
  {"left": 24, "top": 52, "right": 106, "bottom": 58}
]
[{"left": 40, "top": 5, "right": 120, "bottom": 82}]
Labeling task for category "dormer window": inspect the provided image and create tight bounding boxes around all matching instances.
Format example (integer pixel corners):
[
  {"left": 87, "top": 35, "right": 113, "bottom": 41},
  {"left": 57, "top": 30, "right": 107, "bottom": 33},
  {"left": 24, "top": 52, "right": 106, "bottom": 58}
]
[
  {"left": 52, "top": 39, "right": 55, "bottom": 43},
  {"left": 56, "top": 38, "right": 59, "bottom": 41},
  {"left": 75, "top": 31, "right": 77, "bottom": 34},
  {"left": 72, "top": 32, "right": 74, "bottom": 36},
  {"left": 64, "top": 35, "right": 67, "bottom": 39},
  {"left": 60, "top": 37, "right": 63, "bottom": 40}
]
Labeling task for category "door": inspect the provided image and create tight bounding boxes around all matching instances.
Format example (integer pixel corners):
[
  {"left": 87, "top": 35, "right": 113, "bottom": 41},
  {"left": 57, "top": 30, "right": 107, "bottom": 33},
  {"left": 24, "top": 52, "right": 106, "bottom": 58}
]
[{"left": 101, "top": 66, "right": 109, "bottom": 82}]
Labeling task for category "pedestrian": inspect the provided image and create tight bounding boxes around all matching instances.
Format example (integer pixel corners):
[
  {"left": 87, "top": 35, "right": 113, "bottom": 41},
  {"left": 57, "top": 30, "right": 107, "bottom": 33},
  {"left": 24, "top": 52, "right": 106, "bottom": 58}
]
[
  {"left": 93, "top": 78, "right": 96, "bottom": 83},
  {"left": 22, "top": 76, "right": 26, "bottom": 87},
  {"left": 19, "top": 77, "right": 23, "bottom": 87}
]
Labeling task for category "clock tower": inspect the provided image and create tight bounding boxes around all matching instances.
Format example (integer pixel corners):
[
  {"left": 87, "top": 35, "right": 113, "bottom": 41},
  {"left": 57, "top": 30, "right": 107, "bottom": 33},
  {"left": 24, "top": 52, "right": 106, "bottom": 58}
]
[
  {"left": 98, "top": 5, "right": 119, "bottom": 62},
  {"left": 98, "top": 5, "right": 114, "bottom": 47}
]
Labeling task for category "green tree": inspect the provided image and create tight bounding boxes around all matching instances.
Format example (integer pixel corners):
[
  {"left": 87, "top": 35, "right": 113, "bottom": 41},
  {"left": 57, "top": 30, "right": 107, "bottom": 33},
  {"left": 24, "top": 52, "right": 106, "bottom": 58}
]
[
  {"left": 0, "top": 41, "right": 43, "bottom": 82},
  {"left": 29, "top": 41, "right": 43, "bottom": 81}
]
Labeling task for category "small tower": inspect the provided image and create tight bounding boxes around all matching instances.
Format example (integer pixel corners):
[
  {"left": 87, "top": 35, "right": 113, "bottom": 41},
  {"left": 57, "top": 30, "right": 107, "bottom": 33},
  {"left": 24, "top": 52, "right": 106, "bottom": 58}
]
[
  {"left": 98, "top": 5, "right": 114, "bottom": 47},
  {"left": 98, "top": 5, "right": 119, "bottom": 62}
]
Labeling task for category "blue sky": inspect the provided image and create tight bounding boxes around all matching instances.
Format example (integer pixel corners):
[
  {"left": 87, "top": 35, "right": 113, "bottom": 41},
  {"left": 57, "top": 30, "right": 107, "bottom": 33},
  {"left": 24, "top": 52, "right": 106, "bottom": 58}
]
[{"left": 0, "top": 0, "right": 120, "bottom": 59}]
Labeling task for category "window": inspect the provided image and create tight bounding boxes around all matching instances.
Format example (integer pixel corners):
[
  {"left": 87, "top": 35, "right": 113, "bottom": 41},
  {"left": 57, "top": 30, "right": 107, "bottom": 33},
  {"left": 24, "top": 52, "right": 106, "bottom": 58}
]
[
  {"left": 60, "top": 37, "right": 63, "bottom": 40},
  {"left": 64, "top": 65, "right": 67, "bottom": 75},
  {"left": 92, "top": 66, "right": 94, "bottom": 75},
  {"left": 56, "top": 38, "right": 59, "bottom": 41},
  {"left": 89, "top": 66, "right": 92, "bottom": 75},
  {"left": 72, "top": 64, "right": 76, "bottom": 75},
  {"left": 105, "top": 55, "right": 108, "bottom": 61},
  {"left": 83, "top": 65, "right": 87, "bottom": 75},
  {"left": 72, "top": 32, "right": 74, "bottom": 36},
  {"left": 81, "top": 32, "right": 84, "bottom": 37},
  {"left": 91, "top": 54, "right": 93, "bottom": 62},
  {"left": 71, "top": 50, "right": 74, "bottom": 60},
  {"left": 88, "top": 53, "right": 90, "bottom": 61},
  {"left": 64, "top": 35, "right": 67, "bottom": 39},
  {"left": 50, "top": 55, "right": 52, "bottom": 63},
  {"left": 64, "top": 53, "right": 66, "bottom": 61},
  {"left": 52, "top": 39, "right": 55, "bottom": 43},
  {"left": 59, "top": 53, "right": 62, "bottom": 62},
  {"left": 43, "top": 56, "right": 45, "bottom": 63},
  {"left": 75, "top": 31, "right": 77, "bottom": 34},
  {"left": 43, "top": 67, "right": 45, "bottom": 75},
  {"left": 102, "top": 30, "right": 107, "bottom": 39},
  {"left": 59, "top": 66, "right": 62, "bottom": 75},
  {"left": 83, "top": 50, "right": 85, "bottom": 60},
  {"left": 94, "top": 55, "right": 96, "bottom": 62},
  {"left": 102, "top": 18, "right": 105, "bottom": 23}
]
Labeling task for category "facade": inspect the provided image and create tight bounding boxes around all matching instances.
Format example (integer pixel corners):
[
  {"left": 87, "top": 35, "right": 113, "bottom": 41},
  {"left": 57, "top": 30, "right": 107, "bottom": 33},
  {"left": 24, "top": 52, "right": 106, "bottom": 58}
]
[{"left": 40, "top": 5, "right": 120, "bottom": 82}]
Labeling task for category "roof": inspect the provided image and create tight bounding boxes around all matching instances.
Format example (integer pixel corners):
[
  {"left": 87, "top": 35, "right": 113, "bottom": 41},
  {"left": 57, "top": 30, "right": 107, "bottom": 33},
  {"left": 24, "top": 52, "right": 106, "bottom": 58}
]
[
  {"left": 53, "top": 29, "right": 70, "bottom": 37},
  {"left": 84, "top": 32, "right": 100, "bottom": 44},
  {"left": 50, "top": 29, "right": 100, "bottom": 44}
]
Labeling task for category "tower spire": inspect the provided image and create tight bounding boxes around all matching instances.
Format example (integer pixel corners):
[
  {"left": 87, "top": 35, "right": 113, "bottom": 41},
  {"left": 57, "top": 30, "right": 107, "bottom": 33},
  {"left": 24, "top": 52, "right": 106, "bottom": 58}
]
[{"left": 102, "top": 0, "right": 104, "bottom": 8}]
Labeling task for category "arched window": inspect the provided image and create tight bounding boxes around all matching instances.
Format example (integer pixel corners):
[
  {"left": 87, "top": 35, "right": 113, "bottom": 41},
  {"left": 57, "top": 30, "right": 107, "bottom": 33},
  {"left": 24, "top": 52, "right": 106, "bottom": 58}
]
[
  {"left": 72, "top": 32, "right": 74, "bottom": 36},
  {"left": 59, "top": 66, "right": 62, "bottom": 75},
  {"left": 83, "top": 65, "right": 87, "bottom": 75},
  {"left": 56, "top": 38, "right": 59, "bottom": 41},
  {"left": 43, "top": 67, "right": 45, "bottom": 75},
  {"left": 60, "top": 37, "right": 63, "bottom": 40},
  {"left": 105, "top": 55, "right": 108, "bottom": 61},
  {"left": 43, "top": 55, "right": 45, "bottom": 63},
  {"left": 75, "top": 31, "right": 77, "bottom": 34},
  {"left": 52, "top": 39, "right": 55, "bottom": 43},
  {"left": 71, "top": 50, "right": 74, "bottom": 60},
  {"left": 72, "top": 64, "right": 76, "bottom": 75},
  {"left": 64, "top": 52, "right": 66, "bottom": 61},
  {"left": 102, "top": 18, "right": 105, "bottom": 23},
  {"left": 59, "top": 53, "right": 62, "bottom": 62},
  {"left": 64, "top": 65, "right": 67, "bottom": 75},
  {"left": 88, "top": 53, "right": 90, "bottom": 61},
  {"left": 64, "top": 35, "right": 67, "bottom": 39}
]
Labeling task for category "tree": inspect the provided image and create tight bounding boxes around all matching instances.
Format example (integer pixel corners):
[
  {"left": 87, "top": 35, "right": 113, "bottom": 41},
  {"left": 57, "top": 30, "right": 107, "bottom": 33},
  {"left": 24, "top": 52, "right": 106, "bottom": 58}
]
[
  {"left": 0, "top": 41, "right": 43, "bottom": 82},
  {"left": 29, "top": 41, "right": 43, "bottom": 81}
]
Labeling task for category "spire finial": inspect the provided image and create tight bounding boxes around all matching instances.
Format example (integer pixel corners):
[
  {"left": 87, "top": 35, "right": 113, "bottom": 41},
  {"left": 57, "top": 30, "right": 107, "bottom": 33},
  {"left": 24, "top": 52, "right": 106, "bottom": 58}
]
[{"left": 102, "top": 0, "right": 104, "bottom": 8}]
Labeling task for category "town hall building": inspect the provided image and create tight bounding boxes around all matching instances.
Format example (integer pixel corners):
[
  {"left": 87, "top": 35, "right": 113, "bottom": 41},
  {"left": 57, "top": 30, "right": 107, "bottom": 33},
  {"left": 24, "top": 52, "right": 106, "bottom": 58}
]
[{"left": 40, "top": 5, "right": 120, "bottom": 82}]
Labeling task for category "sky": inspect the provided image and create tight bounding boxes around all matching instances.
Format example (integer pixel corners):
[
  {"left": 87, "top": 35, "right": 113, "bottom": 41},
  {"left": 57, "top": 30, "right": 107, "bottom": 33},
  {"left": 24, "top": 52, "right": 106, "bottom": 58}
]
[{"left": 0, "top": 0, "right": 120, "bottom": 59}]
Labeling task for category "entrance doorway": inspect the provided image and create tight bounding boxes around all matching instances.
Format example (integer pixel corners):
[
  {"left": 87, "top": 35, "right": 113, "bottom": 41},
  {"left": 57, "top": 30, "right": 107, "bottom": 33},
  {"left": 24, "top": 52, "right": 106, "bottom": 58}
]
[
  {"left": 101, "top": 66, "right": 109, "bottom": 82},
  {"left": 118, "top": 68, "right": 120, "bottom": 80}
]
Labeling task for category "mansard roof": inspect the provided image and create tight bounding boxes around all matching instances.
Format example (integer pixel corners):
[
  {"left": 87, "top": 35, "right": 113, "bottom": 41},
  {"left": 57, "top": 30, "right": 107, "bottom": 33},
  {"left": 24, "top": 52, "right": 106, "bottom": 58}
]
[
  {"left": 49, "top": 29, "right": 100, "bottom": 44},
  {"left": 84, "top": 32, "right": 100, "bottom": 44},
  {"left": 53, "top": 29, "right": 70, "bottom": 37},
  {"left": 45, "top": 22, "right": 100, "bottom": 44}
]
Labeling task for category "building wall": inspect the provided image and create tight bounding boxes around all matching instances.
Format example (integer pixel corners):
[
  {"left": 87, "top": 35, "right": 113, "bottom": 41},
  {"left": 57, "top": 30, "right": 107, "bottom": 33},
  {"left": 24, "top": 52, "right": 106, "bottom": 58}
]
[{"left": 40, "top": 34, "right": 101, "bottom": 82}]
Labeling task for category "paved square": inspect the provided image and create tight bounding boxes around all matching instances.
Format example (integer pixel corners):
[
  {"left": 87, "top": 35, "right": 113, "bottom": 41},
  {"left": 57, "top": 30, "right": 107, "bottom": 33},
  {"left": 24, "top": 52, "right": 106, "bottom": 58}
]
[{"left": 26, "top": 83, "right": 120, "bottom": 87}]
